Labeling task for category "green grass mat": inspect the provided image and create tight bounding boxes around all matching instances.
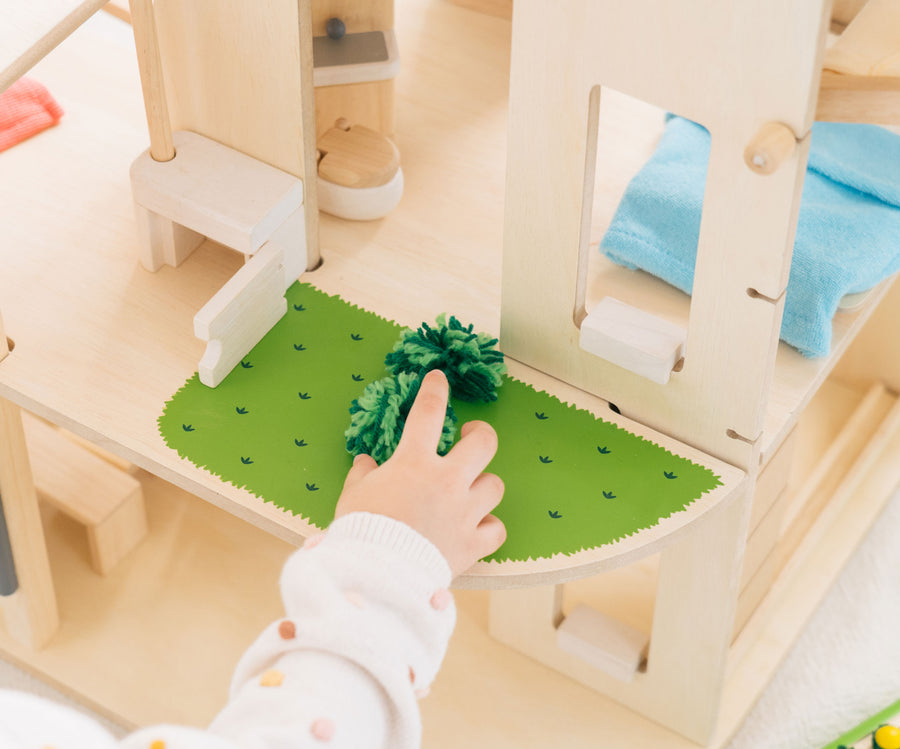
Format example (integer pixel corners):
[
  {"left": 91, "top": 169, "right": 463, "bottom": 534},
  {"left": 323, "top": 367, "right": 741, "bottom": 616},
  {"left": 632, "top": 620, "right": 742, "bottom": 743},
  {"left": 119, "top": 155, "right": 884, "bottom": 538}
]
[{"left": 159, "top": 282, "right": 723, "bottom": 562}]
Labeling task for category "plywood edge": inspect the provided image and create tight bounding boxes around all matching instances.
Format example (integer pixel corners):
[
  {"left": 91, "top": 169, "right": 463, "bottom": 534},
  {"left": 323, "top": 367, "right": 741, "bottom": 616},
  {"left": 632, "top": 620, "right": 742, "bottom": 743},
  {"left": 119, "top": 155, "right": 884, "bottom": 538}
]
[{"left": 720, "top": 395, "right": 900, "bottom": 746}]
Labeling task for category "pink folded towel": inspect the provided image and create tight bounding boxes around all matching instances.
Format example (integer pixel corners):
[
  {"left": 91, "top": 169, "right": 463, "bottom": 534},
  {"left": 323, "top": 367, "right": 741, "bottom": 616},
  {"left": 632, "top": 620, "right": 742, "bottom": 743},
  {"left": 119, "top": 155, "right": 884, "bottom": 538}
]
[{"left": 0, "top": 77, "right": 64, "bottom": 153}]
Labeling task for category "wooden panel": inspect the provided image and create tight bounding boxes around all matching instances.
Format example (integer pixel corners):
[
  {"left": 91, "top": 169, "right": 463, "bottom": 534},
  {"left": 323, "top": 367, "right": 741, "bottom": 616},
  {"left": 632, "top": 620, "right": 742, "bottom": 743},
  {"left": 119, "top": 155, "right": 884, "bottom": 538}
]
[
  {"left": 310, "top": 1, "right": 393, "bottom": 34},
  {"left": 445, "top": 0, "right": 513, "bottom": 20},
  {"left": 489, "top": 484, "right": 753, "bottom": 744},
  {"left": 733, "top": 552, "right": 777, "bottom": 638},
  {"left": 315, "top": 80, "right": 395, "bottom": 137},
  {"left": 831, "top": 0, "right": 870, "bottom": 29},
  {"left": 833, "top": 277, "right": 900, "bottom": 392},
  {"left": 153, "top": 0, "right": 319, "bottom": 267},
  {"left": 0, "top": 399, "right": 58, "bottom": 649},
  {"left": 824, "top": 0, "right": 900, "bottom": 75},
  {"left": 22, "top": 414, "right": 141, "bottom": 527},
  {"left": 816, "top": 71, "right": 900, "bottom": 125},
  {"left": 501, "top": 0, "right": 831, "bottom": 469},
  {"left": 749, "top": 425, "right": 796, "bottom": 532}
]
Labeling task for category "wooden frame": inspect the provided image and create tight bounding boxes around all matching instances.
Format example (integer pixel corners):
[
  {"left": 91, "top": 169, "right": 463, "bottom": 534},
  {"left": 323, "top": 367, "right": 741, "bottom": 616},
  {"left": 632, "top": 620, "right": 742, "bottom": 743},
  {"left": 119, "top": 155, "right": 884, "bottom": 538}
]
[{"left": 1, "top": 2, "right": 899, "bottom": 746}]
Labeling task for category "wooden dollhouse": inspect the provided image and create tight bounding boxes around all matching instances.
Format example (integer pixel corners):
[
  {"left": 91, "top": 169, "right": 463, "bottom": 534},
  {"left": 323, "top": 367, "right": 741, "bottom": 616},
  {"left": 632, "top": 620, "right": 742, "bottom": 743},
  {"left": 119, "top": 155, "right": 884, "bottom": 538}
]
[{"left": 1, "top": 0, "right": 899, "bottom": 747}]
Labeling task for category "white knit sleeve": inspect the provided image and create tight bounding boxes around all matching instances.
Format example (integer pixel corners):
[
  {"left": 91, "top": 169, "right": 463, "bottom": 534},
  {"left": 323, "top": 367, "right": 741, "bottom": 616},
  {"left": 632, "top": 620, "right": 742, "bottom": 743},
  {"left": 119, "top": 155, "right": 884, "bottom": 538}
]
[
  {"left": 0, "top": 512, "right": 456, "bottom": 749},
  {"left": 206, "top": 511, "right": 456, "bottom": 749}
]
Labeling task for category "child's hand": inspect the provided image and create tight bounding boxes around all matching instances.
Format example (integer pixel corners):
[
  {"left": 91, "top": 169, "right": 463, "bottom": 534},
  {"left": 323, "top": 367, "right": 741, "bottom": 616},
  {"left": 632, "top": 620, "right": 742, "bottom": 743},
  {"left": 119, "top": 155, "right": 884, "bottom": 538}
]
[{"left": 334, "top": 369, "right": 507, "bottom": 577}]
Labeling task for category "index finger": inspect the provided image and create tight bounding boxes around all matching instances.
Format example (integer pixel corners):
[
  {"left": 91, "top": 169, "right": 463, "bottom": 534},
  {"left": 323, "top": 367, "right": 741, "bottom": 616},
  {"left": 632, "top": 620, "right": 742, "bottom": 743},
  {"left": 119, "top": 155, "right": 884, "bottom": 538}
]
[{"left": 396, "top": 369, "right": 450, "bottom": 456}]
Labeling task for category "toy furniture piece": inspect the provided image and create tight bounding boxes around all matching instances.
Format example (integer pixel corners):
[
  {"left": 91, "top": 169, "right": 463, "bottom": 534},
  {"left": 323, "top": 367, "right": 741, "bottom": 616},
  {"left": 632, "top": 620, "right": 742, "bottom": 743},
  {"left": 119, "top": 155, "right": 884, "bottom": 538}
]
[
  {"left": 127, "top": 0, "right": 320, "bottom": 386},
  {"left": 22, "top": 415, "right": 146, "bottom": 577},
  {"left": 311, "top": 1, "right": 404, "bottom": 219},
  {"left": 494, "top": 0, "right": 900, "bottom": 744},
  {"left": 0, "top": 2, "right": 899, "bottom": 747}
]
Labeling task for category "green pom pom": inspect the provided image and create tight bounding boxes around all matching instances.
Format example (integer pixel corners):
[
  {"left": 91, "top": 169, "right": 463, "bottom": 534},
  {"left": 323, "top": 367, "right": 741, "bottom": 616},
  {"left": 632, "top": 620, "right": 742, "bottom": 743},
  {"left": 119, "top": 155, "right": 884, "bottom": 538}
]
[
  {"left": 345, "top": 371, "right": 456, "bottom": 463},
  {"left": 384, "top": 314, "right": 507, "bottom": 402}
]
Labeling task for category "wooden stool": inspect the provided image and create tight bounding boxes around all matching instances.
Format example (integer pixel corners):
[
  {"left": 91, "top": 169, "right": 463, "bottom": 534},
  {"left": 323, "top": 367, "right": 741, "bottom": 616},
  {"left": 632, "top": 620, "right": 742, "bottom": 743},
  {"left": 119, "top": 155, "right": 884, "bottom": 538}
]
[{"left": 23, "top": 415, "right": 146, "bottom": 577}]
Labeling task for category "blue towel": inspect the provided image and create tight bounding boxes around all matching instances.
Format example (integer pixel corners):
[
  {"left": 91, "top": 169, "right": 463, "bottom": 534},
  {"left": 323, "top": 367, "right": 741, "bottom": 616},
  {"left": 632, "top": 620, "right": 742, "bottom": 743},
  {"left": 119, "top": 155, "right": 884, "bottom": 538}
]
[{"left": 600, "top": 116, "right": 900, "bottom": 357}]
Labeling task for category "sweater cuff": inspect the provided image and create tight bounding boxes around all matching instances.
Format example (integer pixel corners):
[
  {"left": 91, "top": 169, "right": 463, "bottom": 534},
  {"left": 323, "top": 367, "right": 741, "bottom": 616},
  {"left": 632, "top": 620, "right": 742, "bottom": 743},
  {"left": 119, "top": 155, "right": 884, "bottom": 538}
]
[{"left": 326, "top": 512, "right": 452, "bottom": 586}]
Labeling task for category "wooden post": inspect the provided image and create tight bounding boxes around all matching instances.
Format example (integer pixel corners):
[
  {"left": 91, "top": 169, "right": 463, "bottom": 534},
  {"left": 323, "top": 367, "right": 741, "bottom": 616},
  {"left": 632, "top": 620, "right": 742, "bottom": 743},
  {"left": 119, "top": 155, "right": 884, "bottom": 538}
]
[
  {"left": 0, "top": 398, "right": 59, "bottom": 649},
  {"left": 128, "top": 0, "right": 175, "bottom": 162}
]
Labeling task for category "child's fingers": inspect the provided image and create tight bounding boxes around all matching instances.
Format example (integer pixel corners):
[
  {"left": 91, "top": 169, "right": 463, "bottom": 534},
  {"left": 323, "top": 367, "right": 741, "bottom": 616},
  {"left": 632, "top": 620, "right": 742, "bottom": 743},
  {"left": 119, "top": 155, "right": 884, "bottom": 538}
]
[
  {"left": 469, "top": 472, "right": 505, "bottom": 518},
  {"left": 471, "top": 514, "right": 507, "bottom": 561},
  {"left": 342, "top": 453, "right": 378, "bottom": 490},
  {"left": 447, "top": 420, "right": 498, "bottom": 480},
  {"left": 396, "top": 369, "right": 450, "bottom": 456}
]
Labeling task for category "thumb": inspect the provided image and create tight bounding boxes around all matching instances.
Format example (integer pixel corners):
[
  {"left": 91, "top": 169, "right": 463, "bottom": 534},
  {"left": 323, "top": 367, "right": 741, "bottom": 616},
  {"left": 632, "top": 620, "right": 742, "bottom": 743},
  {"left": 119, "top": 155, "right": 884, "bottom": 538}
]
[{"left": 342, "top": 453, "right": 378, "bottom": 490}]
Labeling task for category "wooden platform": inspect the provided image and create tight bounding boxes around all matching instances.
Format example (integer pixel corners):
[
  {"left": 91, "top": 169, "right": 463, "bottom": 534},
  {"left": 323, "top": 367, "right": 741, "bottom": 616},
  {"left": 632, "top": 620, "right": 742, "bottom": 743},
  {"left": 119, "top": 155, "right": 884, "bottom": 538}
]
[{"left": 0, "top": 5, "right": 898, "bottom": 748}]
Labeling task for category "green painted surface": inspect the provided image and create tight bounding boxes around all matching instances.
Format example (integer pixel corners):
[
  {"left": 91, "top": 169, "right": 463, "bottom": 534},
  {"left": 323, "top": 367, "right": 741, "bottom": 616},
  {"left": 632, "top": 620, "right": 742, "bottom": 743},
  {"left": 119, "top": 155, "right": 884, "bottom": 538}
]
[
  {"left": 159, "top": 282, "right": 723, "bottom": 562},
  {"left": 822, "top": 698, "right": 900, "bottom": 749}
]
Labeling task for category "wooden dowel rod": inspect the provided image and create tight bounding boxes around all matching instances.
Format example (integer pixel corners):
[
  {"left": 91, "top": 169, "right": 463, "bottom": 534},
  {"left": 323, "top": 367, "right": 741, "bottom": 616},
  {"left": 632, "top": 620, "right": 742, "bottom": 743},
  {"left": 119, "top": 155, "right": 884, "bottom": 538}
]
[
  {"left": 743, "top": 122, "right": 798, "bottom": 176},
  {"left": 0, "top": 398, "right": 59, "bottom": 648},
  {"left": 128, "top": 0, "right": 174, "bottom": 162}
]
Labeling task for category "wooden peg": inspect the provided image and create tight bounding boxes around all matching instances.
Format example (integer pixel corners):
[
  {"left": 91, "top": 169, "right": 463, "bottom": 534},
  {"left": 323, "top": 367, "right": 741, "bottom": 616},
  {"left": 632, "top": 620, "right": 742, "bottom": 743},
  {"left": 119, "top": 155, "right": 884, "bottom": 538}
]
[
  {"left": 128, "top": 0, "right": 174, "bottom": 162},
  {"left": 743, "top": 122, "right": 798, "bottom": 175}
]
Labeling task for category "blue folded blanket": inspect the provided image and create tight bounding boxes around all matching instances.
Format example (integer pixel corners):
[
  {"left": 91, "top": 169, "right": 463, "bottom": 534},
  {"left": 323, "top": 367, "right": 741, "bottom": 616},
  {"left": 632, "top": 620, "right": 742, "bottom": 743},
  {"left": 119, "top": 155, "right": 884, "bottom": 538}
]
[{"left": 600, "top": 116, "right": 900, "bottom": 357}]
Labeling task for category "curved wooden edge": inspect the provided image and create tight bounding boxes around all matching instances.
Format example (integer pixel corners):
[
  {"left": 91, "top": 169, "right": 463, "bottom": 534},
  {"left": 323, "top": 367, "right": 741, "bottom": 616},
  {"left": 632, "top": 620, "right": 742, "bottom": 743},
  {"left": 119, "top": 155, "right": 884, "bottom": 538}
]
[
  {"left": 455, "top": 393, "right": 747, "bottom": 589},
  {"left": 456, "top": 473, "right": 747, "bottom": 589}
]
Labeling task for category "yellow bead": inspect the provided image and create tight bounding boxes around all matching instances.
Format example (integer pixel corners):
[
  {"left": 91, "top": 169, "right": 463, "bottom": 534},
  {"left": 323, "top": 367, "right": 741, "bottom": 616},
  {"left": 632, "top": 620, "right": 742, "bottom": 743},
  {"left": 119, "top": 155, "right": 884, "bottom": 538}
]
[
  {"left": 150, "top": 741, "right": 166, "bottom": 749},
  {"left": 875, "top": 725, "right": 900, "bottom": 749},
  {"left": 260, "top": 668, "right": 285, "bottom": 687}
]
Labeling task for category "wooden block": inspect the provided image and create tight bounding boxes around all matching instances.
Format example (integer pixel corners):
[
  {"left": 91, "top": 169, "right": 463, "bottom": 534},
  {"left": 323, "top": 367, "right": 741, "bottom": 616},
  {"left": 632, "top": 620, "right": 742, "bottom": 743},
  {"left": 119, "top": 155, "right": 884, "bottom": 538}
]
[
  {"left": 130, "top": 131, "right": 304, "bottom": 257},
  {"left": 312, "top": 30, "right": 399, "bottom": 87},
  {"left": 88, "top": 488, "right": 148, "bottom": 576},
  {"left": 317, "top": 166, "right": 404, "bottom": 220},
  {"left": 557, "top": 605, "right": 649, "bottom": 683},
  {"left": 579, "top": 297, "right": 686, "bottom": 385},
  {"left": 133, "top": 203, "right": 204, "bottom": 272},
  {"left": 318, "top": 124, "right": 400, "bottom": 188},
  {"left": 816, "top": 71, "right": 900, "bottom": 125},
  {"left": 315, "top": 79, "right": 395, "bottom": 138},
  {"left": 22, "top": 414, "right": 146, "bottom": 575},
  {"left": 195, "top": 242, "right": 288, "bottom": 388}
]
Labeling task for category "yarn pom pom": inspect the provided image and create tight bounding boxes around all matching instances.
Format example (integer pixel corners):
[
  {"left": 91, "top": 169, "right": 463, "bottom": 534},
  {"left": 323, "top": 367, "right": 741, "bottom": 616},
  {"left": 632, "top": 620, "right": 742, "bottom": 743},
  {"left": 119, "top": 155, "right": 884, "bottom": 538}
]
[
  {"left": 384, "top": 314, "right": 506, "bottom": 402},
  {"left": 345, "top": 372, "right": 456, "bottom": 463}
]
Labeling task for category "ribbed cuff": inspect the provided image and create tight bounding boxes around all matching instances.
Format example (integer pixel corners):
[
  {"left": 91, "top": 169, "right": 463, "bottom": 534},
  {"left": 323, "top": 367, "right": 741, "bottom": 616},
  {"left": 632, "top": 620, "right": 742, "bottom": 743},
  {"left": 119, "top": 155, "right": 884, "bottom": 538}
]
[{"left": 327, "top": 512, "right": 452, "bottom": 586}]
